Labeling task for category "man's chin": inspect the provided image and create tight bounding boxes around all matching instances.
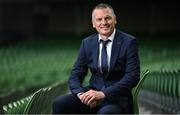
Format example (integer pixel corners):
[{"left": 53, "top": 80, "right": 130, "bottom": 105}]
[
  {"left": 100, "top": 30, "right": 109, "bottom": 33},
  {"left": 100, "top": 31, "right": 111, "bottom": 36}
]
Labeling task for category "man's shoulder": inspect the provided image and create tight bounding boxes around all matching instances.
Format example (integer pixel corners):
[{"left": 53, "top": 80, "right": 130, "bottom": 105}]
[
  {"left": 116, "top": 30, "right": 136, "bottom": 40},
  {"left": 84, "top": 33, "right": 98, "bottom": 40},
  {"left": 82, "top": 33, "right": 98, "bottom": 42}
]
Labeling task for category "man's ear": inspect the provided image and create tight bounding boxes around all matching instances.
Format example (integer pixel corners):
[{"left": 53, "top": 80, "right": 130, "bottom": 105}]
[
  {"left": 92, "top": 20, "right": 95, "bottom": 28},
  {"left": 114, "top": 16, "right": 117, "bottom": 24}
]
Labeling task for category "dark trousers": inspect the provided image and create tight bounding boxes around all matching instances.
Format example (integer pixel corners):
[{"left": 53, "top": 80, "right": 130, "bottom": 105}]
[{"left": 52, "top": 94, "right": 125, "bottom": 114}]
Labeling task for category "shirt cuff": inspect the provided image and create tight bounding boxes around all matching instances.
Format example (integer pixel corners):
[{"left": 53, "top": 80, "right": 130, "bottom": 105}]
[{"left": 77, "top": 92, "right": 84, "bottom": 99}]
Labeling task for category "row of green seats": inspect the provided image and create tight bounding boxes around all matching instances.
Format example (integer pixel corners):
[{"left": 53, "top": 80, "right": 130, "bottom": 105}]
[
  {"left": 140, "top": 48, "right": 180, "bottom": 71},
  {"left": 141, "top": 70, "right": 180, "bottom": 113},
  {"left": 2, "top": 95, "right": 32, "bottom": 114},
  {"left": 2, "top": 82, "right": 68, "bottom": 114},
  {"left": 0, "top": 43, "right": 77, "bottom": 94}
]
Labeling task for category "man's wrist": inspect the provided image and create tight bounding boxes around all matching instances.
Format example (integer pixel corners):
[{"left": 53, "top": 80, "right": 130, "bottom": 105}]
[
  {"left": 77, "top": 92, "right": 84, "bottom": 99},
  {"left": 100, "top": 91, "right": 106, "bottom": 99}
]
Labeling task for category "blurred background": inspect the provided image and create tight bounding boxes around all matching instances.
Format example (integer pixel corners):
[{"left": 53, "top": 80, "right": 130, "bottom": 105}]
[{"left": 0, "top": 0, "right": 180, "bottom": 114}]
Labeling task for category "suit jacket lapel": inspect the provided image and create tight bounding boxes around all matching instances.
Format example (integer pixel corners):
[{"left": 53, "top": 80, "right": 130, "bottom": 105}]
[
  {"left": 109, "top": 31, "right": 123, "bottom": 73},
  {"left": 92, "top": 34, "right": 100, "bottom": 72}
]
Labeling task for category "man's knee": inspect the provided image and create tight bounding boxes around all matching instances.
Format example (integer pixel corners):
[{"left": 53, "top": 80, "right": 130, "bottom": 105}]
[
  {"left": 53, "top": 95, "right": 66, "bottom": 106},
  {"left": 52, "top": 94, "right": 73, "bottom": 113},
  {"left": 52, "top": 94, "right": 85, "bottom": 114}
]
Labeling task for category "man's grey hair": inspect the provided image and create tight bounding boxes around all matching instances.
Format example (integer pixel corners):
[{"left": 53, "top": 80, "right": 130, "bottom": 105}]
[{"left": 92, "top": 3, "right": 116, "bottom": 21}]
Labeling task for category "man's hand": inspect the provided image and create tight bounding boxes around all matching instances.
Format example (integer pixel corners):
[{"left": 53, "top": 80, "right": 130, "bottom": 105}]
[
  {"left": 78, "top": 89, "right": 105, "bottom": 108},
  {"left": 89, "top": 101, "right": 98, "bottom": 108}
]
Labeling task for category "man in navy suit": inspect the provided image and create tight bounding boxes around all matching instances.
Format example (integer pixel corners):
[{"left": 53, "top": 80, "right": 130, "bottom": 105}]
[{"left": 53, "top": 3, "right": 140, "bottom": 114}]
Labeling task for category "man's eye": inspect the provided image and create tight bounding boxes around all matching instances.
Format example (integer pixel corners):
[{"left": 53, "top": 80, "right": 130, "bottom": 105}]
[
  {"left": 96, "top": 18, "right": 102, "bottom": 21},
  {"left": 105, "top": 17, "right": 112, "bottom": 20}
]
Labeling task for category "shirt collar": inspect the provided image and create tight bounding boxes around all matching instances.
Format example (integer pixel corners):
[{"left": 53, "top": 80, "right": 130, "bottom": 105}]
[{"left": 98, "top": 29, "right": 116, "bottom": 43}]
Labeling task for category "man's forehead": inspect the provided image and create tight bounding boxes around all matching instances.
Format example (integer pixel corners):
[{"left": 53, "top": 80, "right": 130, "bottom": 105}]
[
  {"left": 94, "top": 8, "right": 112, "bottom": 13},
  {"left": 93, "top": 8, "right": 113, "bottom": 17}
]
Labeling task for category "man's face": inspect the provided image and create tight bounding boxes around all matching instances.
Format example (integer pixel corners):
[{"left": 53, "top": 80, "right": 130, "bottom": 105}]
[{"left": 92, "top": 8, "right": 117, "bottom": 38}]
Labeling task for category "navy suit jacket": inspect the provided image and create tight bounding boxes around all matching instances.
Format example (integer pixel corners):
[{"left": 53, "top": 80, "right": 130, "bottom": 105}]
[{"left": 68, "top": 30, "right": 140, "bottom": 113}]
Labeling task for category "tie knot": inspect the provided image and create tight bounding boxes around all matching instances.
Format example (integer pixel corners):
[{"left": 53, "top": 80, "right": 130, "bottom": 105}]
[{"left": 100, "top": 39, "right": 111, "bottom": 46}]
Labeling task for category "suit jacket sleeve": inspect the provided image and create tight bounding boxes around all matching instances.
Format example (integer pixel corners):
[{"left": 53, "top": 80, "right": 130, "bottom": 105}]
[
  {"left": 102, "top": 38, "right": 140, "bottom": 100},
  {"left": 68, "top": 39, "right": 88, "bottom": 94}
]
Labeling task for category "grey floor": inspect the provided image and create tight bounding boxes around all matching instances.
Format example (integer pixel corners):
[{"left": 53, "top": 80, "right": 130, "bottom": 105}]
[{"left": 139, "top": 104, "right": 153, "bottom": 114}]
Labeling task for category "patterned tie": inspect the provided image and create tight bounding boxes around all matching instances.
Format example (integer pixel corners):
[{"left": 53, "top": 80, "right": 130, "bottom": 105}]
[{"left": 101, "top": 39, "right": 110, "bottom": 75}]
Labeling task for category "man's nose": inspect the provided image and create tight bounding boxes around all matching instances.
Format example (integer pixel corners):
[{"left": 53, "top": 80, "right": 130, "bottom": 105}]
[{"left": 101, "top": 19, "right": 107, "bottom": 24}]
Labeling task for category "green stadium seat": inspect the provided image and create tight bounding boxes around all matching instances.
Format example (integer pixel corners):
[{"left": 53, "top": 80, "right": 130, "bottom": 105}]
[
  {"left": 23, "top": 82, "right": 67, "bottom": 114},
  {"left": 2, "top": 95, "right": 32, "bottom": 114},
  {"left": 132, "top": 69, "right": 149, "bottom": 114},
  {"left": 1, "top": 82, "right": 67, "bottom": 114}
]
